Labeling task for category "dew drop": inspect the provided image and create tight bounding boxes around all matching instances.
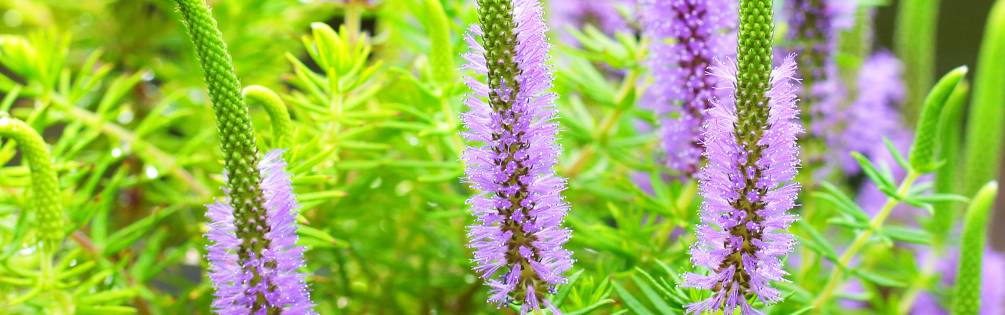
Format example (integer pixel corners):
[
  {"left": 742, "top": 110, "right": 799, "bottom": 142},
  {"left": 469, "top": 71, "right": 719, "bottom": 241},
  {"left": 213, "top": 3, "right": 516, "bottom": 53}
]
[
  {"left": 117, "top": 109, "right": 134, "bottom": 124},
  {"left": 145, "top": 165, "right": 159, "bottom": 179}
]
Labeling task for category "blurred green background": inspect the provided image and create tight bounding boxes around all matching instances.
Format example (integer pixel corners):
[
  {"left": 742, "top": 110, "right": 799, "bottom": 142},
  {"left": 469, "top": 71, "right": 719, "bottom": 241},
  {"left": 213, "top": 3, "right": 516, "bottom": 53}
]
[{"left": 873, "top": 0, "right": 1005, "bottom": 251}]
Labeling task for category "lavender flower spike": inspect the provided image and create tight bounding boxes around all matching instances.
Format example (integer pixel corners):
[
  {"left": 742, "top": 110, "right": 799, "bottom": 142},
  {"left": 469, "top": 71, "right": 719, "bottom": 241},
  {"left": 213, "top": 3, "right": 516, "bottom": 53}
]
[
  {"left": 206, "top": 150, "right": 315, "bottom": 315},
  {"left": 462, "top": 0, "right": 573, "bottom": 312},
  {"left": 683, "top": 0, "right": 802, "bottom": 313},
  {"left": 640, "top": 0, "right": 737, "bottom": 176},
  {"left": 785, "top": 0, "right": 853, "bottom": 138}
]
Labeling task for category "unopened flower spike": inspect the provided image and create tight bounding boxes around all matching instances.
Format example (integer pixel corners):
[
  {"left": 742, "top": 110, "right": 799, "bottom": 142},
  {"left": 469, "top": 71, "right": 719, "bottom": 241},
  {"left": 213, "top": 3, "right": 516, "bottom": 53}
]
[
  {"left": 0, "top": 115, "right": 63, "bottom": 251},
  {"left": 639, "top": 0, "right": 737, "bottom": 177},
  {"left": 461, "top": 0, "right": 573, "bottom": 312},
  {"left": 682, "top": 0, "right": 803, "bottom": 313},
  {"left": 174, "top": 0, "right": 314, "bottom": 313}
]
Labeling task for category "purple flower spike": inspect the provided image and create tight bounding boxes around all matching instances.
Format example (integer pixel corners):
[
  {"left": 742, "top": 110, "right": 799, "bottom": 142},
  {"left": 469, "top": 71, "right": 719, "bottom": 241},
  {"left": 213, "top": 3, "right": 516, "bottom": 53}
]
[
  {"left": 785, "top": 0, "right": 854, "bottom": 140},
  {"left": 206, "top": 150, "right": 315, "bottom": 315},
  {"left": 462, "top": 0, "right": 572, "bottom": 312},
  {"left": 639, "top": 0, "right": 737, "bottom": 177},
  {"left": 683, "top": 56, "right": 803, "bottom": 315}
]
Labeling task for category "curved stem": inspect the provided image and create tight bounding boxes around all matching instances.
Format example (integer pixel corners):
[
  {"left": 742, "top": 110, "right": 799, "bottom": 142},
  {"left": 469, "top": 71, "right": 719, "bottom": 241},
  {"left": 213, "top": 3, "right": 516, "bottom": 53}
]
[
  {"left": 243, "top": 85, "right": 293, "bottom": 149},
  {"left": 0, "top": 115, "right": 63, "bottom": 251},
  {"left": 810, "top": 170, "right": 921, "bottom": 312}
]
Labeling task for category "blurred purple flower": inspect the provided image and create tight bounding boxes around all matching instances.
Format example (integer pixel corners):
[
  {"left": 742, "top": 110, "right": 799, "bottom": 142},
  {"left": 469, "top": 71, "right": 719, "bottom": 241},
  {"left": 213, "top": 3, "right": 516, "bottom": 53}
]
[
  {"left": 912, "top": 249, "right": 1005, "bottom": 315},
  {"left": 682, "top": 56, "right": 803, "bottom": 314},
  {"left": 785, "top": 0, "right": 854, "bottom": 174},
  {"left": 837, "top": 52, "right": 908, "bottom": 173},
  {"left": 550, "top": 0, "right": 631, "bottom": 41},
  {"left": 206, "top": 150, "right": 315, "bottom": 315},
  {"left": 462, "top": 0, "right": 572, "bottom": 312},
  {"left": 639, "top": 0, "right": 737, "bottom": 177}
]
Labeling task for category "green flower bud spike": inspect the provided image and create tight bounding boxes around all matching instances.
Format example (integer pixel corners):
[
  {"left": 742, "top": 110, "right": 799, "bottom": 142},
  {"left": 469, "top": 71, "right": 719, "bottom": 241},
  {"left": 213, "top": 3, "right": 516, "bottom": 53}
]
[
  {"left": 243, "top": 85, "right": 293, "bottom": 149},
  {"left": 962, "top": 0, "right": 1005, "bottom": 198},
  {"left": 0, "top": 114, "right": 63, "bottom": 251},
  {"left": 908, "top": 66, "right": 967, "bottom": 173},
  {"left": 952, "top": 181, "right": 998, "bottom": 315},
  {"left": 174, "top": 0, "right": 275, "bottom": 309},
  {"left": 931, "top": 80, "right": 969, "bottom": 246},
  {"left": 735, "top": 0, "right": 775, "bottom": 137}
]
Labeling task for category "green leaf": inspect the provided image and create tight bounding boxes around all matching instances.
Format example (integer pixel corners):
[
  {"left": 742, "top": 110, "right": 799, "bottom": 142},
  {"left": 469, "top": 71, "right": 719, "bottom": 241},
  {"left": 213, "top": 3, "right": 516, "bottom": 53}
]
[
  {"left": 103, "top": 206, "right": 181, "bottom": 255},
  {"left": 879, "top": 226, "right": 933, "bottom": 245},
  {"left": 952, "top": 181, "right": 998, "bottom": 314},
  {"left": 566, "top": 299, "right": 616, "bottom": 315},
  {"left": 553, "top": 269, "right": 584, "bottom": 307},
  {"left": 815, "top": 182, "right": 870, "bottom": 223},
  {"left": 612, "top": 281, "right": 656, "bottom": 315},
  {"left": 630, "top": 271, "right": 676, "bottom": 314},
  {"left": 796, "top": 220, "right": 838, "bottom": 260},
  {"left": 884, "top": 137, "right": 911, "bottom": 172},
  {"left": 852, "top": 268, "right": 908, "bottom": 288},
  {"left": 909, "top": 66, "right": 968, "bottom": 173},
  {"left": 852, "top": 152, "right": 895, "bottom": 191}
]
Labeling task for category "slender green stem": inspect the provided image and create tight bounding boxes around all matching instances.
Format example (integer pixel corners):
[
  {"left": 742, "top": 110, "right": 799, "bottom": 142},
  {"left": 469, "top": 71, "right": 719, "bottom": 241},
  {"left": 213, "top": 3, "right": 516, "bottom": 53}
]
[
  {"left": 810, "top": 171, "right": 921, "bottom": 312},
  {"left": 345, "top": 2, "right": 364, "bottom": 44}
]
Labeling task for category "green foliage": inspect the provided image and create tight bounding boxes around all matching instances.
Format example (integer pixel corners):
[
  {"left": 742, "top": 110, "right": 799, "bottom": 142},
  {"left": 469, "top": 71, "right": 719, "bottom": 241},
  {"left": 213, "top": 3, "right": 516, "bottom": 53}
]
[
  {"left": 909, "top": 66, "right": 967, "bottom": 173},
  {"left": 952, "top": 181, "right": 998, "bottom": 315},
  {"left": 962, "top": 0, "right": 1005, "bottom": 198},
  {"left": 932, "top": 81, "right": 970, "bottom": 246},
  {"left": 895, "top": 0, "right": 940, "bottom": 123}
]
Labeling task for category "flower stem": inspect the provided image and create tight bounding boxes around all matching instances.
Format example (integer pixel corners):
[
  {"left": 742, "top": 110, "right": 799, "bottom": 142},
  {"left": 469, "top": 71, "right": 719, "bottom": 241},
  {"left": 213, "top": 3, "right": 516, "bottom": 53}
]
[{"left": 810, "top": 170, "right": 921, "bottom": 312}]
